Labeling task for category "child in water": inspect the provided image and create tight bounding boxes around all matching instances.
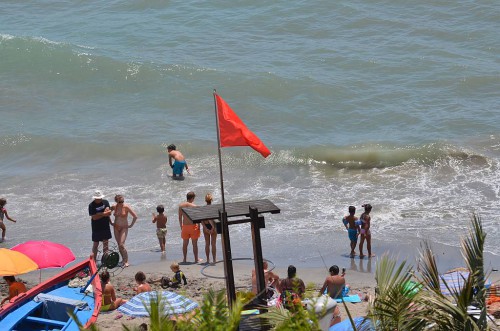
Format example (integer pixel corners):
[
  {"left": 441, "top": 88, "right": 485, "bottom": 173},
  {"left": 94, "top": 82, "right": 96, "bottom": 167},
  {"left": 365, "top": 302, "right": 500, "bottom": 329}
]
[{"left": 0, "top": 198, "right": 17, "bottom": 243}]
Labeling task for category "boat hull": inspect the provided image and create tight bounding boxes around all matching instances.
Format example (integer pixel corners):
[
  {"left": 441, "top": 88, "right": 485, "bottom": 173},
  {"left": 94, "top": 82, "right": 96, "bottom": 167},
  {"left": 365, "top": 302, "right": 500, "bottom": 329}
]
[{"left": 0, "top": 258, "right": 101, "bottom": 331}]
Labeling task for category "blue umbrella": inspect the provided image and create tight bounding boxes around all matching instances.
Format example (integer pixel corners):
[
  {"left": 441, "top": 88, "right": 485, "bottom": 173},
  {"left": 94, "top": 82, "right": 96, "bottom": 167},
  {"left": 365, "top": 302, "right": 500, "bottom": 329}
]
[{"left": 118, "top": 291, "right": 199, "bottom": 317}]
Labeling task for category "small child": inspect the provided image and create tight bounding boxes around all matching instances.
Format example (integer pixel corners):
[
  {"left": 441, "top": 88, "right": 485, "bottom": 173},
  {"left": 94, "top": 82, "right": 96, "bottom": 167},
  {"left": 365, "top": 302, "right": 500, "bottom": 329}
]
[
  {"left": 161, "top": 262, "right": 187, "bottom": 288},
  {"left": 0, "top": 198, "right": 17, "bottom": 243},
  {"left": 133, "top": 271, "right": 152, "bottom": 294},
  {"left": 152, "top": 205, "right": 167, "bottom": 254}
]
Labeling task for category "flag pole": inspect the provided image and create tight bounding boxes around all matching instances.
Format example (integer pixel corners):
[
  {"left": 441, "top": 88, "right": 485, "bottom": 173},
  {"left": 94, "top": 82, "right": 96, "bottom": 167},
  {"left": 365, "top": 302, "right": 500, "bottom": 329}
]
[
  {"left": 213, "top": 89, "right": 236, "bottom": 307},
  {"left": 213, "top": 89, "right": 226, "bottom": 212}
]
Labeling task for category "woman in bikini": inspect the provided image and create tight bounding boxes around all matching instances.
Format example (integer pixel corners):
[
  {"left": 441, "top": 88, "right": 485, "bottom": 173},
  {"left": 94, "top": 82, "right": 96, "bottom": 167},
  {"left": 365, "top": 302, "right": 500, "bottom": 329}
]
[
  {"left": 100, "top": 270, "right": 126, "bottom": 312},
  {"left": 358, "top": 204, "right": 374, "bottom": 258},
  {"left": 201, "top": 193, "right": 217, "bottom": 264},
  {"left": 111, "top": 195, "right": 138, "bottom": 267}
]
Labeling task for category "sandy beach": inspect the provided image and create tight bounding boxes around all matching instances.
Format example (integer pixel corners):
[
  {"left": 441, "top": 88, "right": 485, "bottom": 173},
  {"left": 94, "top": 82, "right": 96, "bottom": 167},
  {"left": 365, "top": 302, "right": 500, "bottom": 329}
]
[
  {"left": 3, "top": 239, "right": 500, "bottom": 330},
  {"left": 2, "top": 255, "right": 378, "bottom": 331}
]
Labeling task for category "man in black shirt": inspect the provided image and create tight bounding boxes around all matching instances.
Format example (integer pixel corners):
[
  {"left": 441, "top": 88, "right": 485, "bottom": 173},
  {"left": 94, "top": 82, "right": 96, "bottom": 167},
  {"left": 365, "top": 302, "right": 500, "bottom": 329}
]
[{"left": 88, "top": 190, "right": 112, "bottom": 259}]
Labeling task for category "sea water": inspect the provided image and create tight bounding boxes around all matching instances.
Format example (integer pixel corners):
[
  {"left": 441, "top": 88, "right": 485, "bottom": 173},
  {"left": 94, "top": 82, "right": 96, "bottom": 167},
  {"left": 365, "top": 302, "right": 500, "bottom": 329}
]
[{"left": 1, "top": 1, "right": 499, "bottom": 270}]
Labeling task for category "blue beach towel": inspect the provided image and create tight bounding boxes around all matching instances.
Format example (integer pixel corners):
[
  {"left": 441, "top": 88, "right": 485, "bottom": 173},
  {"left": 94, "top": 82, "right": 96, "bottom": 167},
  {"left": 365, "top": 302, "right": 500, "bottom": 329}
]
[
  {"left": 335, "top": 294, "right": 361, "bottom": 303},
  {"left": 329, "top": 317, "right": 374, "bottom": 331}
]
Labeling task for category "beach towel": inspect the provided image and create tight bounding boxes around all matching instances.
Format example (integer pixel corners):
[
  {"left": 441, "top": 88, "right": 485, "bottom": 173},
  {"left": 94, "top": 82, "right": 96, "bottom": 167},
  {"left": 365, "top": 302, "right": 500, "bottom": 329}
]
[
  {"left": 335, "top": 294, "right": 361, "bottom": 303},
  {"left": 329, "top": 316, "right": 374, "bottom": 331}
]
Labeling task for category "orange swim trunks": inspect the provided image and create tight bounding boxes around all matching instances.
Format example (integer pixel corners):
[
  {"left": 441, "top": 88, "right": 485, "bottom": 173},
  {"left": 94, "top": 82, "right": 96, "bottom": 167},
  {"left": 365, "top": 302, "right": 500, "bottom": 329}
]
[{"left": 181, "top": 224, "right": 200, "bottom": 240}]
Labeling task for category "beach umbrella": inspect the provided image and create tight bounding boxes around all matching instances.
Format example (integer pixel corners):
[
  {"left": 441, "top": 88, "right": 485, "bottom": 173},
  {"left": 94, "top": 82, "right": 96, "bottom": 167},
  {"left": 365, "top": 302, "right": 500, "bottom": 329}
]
[
  {"left": 118, "top": 291, "right": 199, "bottom": 317},
  {"left": 0, "top": 248, "right": 38, "bottom": 276},
  {"left": 11, "top": 240, "right": 76, "bottom": 281},
  {"left": 439, "top": 270, "right": 491, "bottom": 296}
]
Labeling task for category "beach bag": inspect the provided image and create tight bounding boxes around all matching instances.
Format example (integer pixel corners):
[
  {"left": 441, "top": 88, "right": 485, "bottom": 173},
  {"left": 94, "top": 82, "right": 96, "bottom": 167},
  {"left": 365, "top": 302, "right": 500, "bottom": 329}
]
[{"left": 279, "top": 289, "right": 301, "bottom": 310}]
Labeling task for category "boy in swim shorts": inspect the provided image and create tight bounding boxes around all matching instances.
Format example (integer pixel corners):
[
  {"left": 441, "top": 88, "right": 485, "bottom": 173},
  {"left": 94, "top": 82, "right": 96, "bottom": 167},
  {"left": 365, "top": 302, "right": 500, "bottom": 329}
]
[
  {"left": 167, "top": 144, "right": 191, "bottom": 178},
  {"left": 178, "top": 191, "right": 202, "bottom": 263},
  {"left": 342, "top": 206, "right": 361, "bottom": 258},
  {"left": 152, "top": 204, "right": 168, "bottom": 254}
]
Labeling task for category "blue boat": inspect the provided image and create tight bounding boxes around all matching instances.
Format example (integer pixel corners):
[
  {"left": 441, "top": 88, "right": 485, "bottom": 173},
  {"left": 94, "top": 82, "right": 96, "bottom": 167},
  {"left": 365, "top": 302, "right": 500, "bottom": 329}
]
[{"left": 0, "top": 258, "right": 102, "bottom": 331}]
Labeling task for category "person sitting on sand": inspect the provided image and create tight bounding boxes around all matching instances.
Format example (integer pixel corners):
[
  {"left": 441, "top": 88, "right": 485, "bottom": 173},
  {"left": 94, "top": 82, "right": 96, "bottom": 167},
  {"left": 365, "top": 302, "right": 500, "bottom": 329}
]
[
  {"left": 133, "top": 271, "right": 152, "bottom": 294},
  {"left": 100, "top": 270, "right": 126, "bottom": 312},
  {"left": 319, "top": 265, "right": 348, "bottom": 327},
  {"left": 152, "top": 204, "right": 168, "bottom": 254},
  {"left": 167, "top": 144, "right": 191, "bottom": 178},
  {"left": 319, "top": 265, "right": 346, "bottom": 299},
  {"left": 342, "top": 206, "right": 361, "bottom": 258},
  {"left": 1, "top": 276, "right": 27, "bottom": 305},
  {"left": 159, "top": 262, "right": 188, "bottom": 288},
  {"left": 251, "top": 260, "right": 280, "bottom": 296},
  {"left": 277, "top": 265, "right": 305, "bottom": 310}
]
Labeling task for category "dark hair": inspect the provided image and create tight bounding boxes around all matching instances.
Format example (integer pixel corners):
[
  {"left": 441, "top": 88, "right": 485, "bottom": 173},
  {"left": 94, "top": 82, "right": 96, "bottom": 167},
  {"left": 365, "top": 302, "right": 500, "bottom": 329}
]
[
  {"left": 167, "top": 144, "right": 176, "bottom": 150},
  {"left": 287, "top": 265, "right": 297, "bottom": 279},
  {"left": 135, "top": 271, "right": 146, "bottom": 283},
  {"left": 3, "top": 276, "right": 15, "bottom": 282},
  {"left": 329, "top": 265, "right": 340, "bottom": 275},
  {"left": 362, "top": 204, "right": 372, "bottom": 211},
  {"left": 348, "top": 206, "right": 356, "bottom": 214},
  {"left": 156, "top": 205, "right": 164, "bottom": 213},
  {"left": 187, "top": 191, "right": 196, "bottom": 201},
  {"left": 100, "top": 270, "right": 110, "bottom": 283},
  {"left": 0, "top": 198, "right": 6, "bottom": 207}
]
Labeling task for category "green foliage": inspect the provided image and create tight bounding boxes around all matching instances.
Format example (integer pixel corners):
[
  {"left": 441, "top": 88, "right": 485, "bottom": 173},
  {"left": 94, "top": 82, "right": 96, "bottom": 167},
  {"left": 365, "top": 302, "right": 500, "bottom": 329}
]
[
  {"left": 365, "top": 212, "right": 493, "bottom": 331},
  {"left": 260, "top": 301, "right": 322, "bottom": 331}
]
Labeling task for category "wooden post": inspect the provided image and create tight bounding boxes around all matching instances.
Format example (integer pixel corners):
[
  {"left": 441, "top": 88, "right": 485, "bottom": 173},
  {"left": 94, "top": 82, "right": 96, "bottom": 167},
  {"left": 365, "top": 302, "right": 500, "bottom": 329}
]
[
  {"left": 250, "top": 207, "right": 266, "bottom": 304},
  {"left": 220, "top": 210, "right": 236, "bottom": 307}
]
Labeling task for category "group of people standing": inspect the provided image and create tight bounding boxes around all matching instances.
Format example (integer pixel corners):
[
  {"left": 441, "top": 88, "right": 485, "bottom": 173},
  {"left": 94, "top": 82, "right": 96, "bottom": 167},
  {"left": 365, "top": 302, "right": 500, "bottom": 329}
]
[
  {"left": 88, "top": 190, "right": 218, "bottom": 267},
  {"left": 342, "top": 204, "right": 374, "bottom": 258}
]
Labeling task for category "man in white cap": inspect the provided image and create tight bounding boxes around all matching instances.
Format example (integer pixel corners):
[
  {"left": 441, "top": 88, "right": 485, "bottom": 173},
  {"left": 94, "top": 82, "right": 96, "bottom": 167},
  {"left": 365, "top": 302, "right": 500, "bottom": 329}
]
[{"left": 88, "top": 190, "right": 112, "bottom": 259}]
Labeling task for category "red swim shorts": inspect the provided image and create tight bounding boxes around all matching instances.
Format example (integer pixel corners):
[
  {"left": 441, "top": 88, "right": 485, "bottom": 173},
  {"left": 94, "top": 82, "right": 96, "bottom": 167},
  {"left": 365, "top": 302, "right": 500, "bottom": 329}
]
[{"left": 181, "top": 224, "right": 200, "bottom": 240}]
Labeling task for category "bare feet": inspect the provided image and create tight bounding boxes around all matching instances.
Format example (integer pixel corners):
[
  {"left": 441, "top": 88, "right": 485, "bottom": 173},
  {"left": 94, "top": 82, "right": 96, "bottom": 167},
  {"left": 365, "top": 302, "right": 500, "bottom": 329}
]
[
  {"left": 196, "top": 258, "right": 204, "bottom": 263},
  {"left": 359, "top": 254, "right": 365, "bottom": 258},
  {"left": 123, "top": 262, "right": 130, "bottom": 268},
  {"left": 368, "top": 254, "right": 375, "bottom": 258}
]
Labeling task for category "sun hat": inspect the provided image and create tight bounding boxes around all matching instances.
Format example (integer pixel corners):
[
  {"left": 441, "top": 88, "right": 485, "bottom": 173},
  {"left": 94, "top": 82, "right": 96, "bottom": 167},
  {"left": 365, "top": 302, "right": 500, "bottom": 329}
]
[{"left": 92, "top": 190, "right": 105, "bottom": 199}]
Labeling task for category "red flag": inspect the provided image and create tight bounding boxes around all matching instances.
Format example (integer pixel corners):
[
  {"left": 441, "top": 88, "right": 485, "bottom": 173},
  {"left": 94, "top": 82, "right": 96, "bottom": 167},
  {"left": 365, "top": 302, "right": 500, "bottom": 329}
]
[{"left": 215, "top": 94, "right": 271, "bottom": 158}]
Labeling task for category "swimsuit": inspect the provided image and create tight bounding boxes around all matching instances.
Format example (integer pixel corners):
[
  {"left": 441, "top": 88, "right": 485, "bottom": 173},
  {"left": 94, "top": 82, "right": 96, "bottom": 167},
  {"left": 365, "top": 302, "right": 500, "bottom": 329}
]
[
  {"left": 348, "top": 229, "right": 358, "bottom": 242},
  {"left": 100, "top": 303, "right": 111, "bottom": 312},
  {"left": 100, "top": 289, "right": 112, "bottom": 312},
  {"left": 181, "top": 224, "right": 200, "bottom": 240},
  {"left": 156, "top": 227, "right": 167, "bottom": 239},
  {"left": 172, "top": 160, "right": 186, "bottom": 176},
  {"left": 173, "top": 270, "right": 187, "bottom": 285}
]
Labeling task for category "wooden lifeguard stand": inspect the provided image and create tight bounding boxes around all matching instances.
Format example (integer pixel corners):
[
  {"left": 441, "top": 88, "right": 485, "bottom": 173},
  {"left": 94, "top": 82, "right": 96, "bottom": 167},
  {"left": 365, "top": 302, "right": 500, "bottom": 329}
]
[{"left": 181, "top": 199, "right": 280, "bottom": 306}]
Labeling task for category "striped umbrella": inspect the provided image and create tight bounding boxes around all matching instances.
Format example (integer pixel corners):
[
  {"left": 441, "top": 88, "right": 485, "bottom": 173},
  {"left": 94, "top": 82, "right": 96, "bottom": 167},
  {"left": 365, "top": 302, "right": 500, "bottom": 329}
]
[{"left": 118, "top": 291, "right": 198, "bottom": 317}]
